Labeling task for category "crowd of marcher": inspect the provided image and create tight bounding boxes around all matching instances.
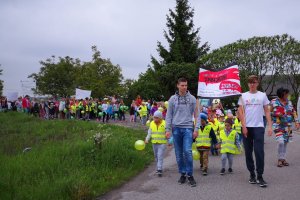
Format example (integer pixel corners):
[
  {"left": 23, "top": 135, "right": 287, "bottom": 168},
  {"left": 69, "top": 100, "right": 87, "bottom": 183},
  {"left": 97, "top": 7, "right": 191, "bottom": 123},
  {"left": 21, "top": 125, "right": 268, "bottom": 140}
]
[
  {"left": 0, "top": 95, "right": 168, "bottom": 125},
  {"left": 1, "top": 75, "right": 300, "bottom": 189}
]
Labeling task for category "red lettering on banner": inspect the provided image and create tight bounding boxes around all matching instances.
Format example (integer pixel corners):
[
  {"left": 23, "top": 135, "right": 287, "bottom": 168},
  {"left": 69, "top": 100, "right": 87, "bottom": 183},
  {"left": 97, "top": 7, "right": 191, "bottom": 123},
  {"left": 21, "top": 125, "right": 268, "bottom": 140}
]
[
  {"left": 199, "top": 68, "right": 240, "bottom": 85},
  {"left": 219, "top": 80, "right": 241, "bottom": 92}
]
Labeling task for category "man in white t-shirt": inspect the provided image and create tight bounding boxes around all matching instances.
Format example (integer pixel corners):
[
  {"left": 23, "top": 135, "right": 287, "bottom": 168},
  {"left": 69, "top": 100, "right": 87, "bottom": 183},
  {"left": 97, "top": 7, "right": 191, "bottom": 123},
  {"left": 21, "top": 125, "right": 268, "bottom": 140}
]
[{"left": 238, "top": 75, "right": 272, "bottom": 188}]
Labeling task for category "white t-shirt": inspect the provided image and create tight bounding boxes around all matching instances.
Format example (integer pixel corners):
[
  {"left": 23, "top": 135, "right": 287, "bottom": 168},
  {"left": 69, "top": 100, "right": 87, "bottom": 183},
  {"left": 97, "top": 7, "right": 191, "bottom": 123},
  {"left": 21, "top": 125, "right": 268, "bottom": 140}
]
[{"left": 238, "top": 91, "right": 269, "bottom": 127}]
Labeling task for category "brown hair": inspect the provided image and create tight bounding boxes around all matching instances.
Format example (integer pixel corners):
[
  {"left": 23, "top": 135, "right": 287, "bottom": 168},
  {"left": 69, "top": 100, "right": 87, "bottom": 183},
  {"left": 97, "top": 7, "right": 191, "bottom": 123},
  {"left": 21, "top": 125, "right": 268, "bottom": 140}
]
[
  {"left": 177, "top": 77, "right": 187, "bottom": 84},
  {"left": 225, "top": 118, "right": 233, "bottom": 126},
  {"left": 248, "top": 75, "right": 259, "bottom": 83}
]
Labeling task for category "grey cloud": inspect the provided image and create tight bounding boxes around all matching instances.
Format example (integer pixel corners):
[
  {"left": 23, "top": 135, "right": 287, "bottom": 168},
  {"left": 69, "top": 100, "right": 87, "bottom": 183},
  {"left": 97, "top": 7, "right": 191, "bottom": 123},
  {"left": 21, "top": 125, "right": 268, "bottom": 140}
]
[{"left": 1, "top": 0, "right": 300, "bottom": 95}]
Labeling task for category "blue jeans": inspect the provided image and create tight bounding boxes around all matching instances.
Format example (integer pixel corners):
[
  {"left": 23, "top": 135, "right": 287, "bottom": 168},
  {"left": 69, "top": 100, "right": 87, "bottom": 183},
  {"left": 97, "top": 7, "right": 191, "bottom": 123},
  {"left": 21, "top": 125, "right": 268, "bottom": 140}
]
[{"left": 172, "top": 127, "right": 194, "bottom": 176}]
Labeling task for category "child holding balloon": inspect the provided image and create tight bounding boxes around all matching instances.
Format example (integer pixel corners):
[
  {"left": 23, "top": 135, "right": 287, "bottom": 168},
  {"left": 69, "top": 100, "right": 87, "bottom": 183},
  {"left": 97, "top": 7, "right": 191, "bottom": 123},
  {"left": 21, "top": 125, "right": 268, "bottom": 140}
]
[
  {"left": 194, "top": 112, "right": 219, "bottom": 176},
  {"left": 145, "top": 111, "right": 167, "bottom": 177}
]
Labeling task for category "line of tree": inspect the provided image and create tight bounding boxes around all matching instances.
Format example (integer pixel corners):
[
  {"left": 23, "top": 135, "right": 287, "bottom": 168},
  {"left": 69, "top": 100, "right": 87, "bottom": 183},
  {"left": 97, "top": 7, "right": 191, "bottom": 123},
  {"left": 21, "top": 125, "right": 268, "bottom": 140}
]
[
  {"left": 24, "top": 0, "right": 300, "bottom": 106},
  {"left": 198, "top": 34, "right": 300, "bottom": 104},
  {"left": 128, "top": 0, "right": 300, "bottom": 105},
  {"left": 29, "top": 46, "right": 133, "bottom": 98}
]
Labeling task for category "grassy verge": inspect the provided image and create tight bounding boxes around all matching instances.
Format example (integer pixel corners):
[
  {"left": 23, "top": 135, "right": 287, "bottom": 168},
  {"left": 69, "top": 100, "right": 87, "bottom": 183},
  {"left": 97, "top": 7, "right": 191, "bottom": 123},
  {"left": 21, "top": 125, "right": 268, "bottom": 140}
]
[{"left": 0, "top": 112, "right": 153, "bottom": 200}]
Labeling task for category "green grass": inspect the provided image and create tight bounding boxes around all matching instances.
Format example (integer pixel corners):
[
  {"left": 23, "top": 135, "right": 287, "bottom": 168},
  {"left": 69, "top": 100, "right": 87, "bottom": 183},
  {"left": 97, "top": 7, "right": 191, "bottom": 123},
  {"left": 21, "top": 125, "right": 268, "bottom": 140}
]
[{"left": 0, "top": 112, "right": 153, "bottom": 200}]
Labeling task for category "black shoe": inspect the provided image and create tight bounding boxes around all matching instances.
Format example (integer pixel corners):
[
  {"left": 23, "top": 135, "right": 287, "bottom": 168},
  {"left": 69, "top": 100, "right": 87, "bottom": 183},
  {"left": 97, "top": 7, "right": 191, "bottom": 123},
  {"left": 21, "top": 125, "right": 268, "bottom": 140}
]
[
  {"left": 220, "top": 168, "right": 225, "bottom": 175},
  {"left": 257, "top": 177, "right": 268, "bottom": 187},
  {"left": 249, "top": 175, "right": 256, "bottom": 184},
  {"left": 228, "top": 168, "right": 233, "bottom": 173},
  {"left": 157, "top": 170, "right": 163, "bottom": 177},
  {"left": 187, "top": 176, "right": 197, "bottom": 187},
  {"left": 178, "top": 174, "right": 186, "bottom": 184},
  {"left": 202, "top": 169, "right": 208, "bottom": 176}
]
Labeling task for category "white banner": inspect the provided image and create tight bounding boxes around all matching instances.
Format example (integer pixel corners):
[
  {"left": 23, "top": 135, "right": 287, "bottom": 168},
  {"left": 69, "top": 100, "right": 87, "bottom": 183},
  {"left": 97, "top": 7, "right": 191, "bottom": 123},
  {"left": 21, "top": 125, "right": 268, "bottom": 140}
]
[
  {"left": 6, "top": 92, "right": 19, "bottom": 101},
  {"left": 75, "top": 88, "right": 91, "bottom": 100},
  {"left": 197, "top": 64, "right": 242, "bottom": 98}
]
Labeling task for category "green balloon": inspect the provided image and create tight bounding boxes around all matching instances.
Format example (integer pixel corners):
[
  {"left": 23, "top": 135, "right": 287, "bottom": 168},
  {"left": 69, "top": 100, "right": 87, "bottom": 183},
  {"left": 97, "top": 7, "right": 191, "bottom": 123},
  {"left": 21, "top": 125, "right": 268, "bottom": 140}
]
[
  {"left": 134, "top": 140, "right": 145, "bottom": 151},
  {"left": 63, "top": 108, "right": 67, "bottom": 113},
  {"left": 192, "top": 150, "right": 200, "bottom": 160},
  {"left": 98, "top": 112, "right": 103, "bottom": 117},
  {"left": 192, "top": 142, "right": 197, "bottom": 151},
  {"left": 98, "top": 105, "right": 102, "bottom": 109},
  {"left": 114, "top": 113, "right": 118, "bottom": 117}
]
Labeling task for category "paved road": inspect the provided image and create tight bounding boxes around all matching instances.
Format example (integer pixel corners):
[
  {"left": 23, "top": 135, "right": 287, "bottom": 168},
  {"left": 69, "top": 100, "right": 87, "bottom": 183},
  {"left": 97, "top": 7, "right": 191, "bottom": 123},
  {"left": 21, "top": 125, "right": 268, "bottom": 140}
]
[{"left": 99, "top": 128, "right": 300, "bottom": 200}]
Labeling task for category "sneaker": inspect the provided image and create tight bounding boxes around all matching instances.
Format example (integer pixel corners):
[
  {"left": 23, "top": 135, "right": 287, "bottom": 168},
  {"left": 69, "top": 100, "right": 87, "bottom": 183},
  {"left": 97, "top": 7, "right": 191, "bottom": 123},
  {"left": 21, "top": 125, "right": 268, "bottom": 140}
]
[
  {"left": 178, "top": 174, "right": 186, "bottom": 184},
  {"left": 228, "top": 168, "right": 233, "bottom": 173},
  {"left": 202, "top": 169, "right": 208, "bottom": 176},
  {"left": 257, "top": 177, "right": 268, "bottom": 187},
  {"left": 187, "top": 176, "right": 197, "bottom": 187},
  {"left": 249, "top": 175, "right": 256, "bottom": 184},
  {"left": 220, "top": 168, "right": 225, "bottom": 175},
  {"left": 157, "top": 170, "right": 162, "bottom": 177}
]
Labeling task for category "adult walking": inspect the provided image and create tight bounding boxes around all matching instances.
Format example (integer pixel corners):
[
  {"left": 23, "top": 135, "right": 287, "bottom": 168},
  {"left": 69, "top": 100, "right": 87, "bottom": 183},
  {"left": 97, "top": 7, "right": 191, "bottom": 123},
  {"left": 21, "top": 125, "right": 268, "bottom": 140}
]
[
  {"left": 270, "top": 88, "right": 299, "bottom": 167},
  {"left": 238, "top": 75, "right": 272, "bottom": 188},
  {"left": 165, "top": 78, "right": 197, "bottom": 187}
]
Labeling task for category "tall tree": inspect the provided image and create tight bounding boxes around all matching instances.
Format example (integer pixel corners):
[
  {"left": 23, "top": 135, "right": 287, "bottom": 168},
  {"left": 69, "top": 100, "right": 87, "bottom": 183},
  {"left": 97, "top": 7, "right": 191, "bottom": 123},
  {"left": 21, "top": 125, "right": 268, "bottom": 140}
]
[
  {"left": 152, "top": 0, "right": 209, "bottom": 68},
  {"left": 29, "top": 46, "right": 124, "bottom": 98},
  {"left": 28, "top": 56, "right": 78, "bottom": 97},
  {"left": 0, "top": 66, "right": 3, "bottom": 96},
  {"left": 75, "top": 46, "right": 124, "bottom": 98},
  {"left": 129, "top": 0, "right": 209, "bottom": 100}
]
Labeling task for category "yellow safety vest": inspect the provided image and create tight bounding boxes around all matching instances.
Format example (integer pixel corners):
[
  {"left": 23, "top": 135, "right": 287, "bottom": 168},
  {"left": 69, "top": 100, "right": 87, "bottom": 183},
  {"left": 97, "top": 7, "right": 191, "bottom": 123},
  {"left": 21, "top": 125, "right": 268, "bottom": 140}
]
[
  {"left": 150, "top": 120, "right": 167, "bottom": 144},
  {"left": 220, "top": 129, "right": 239, "bottom": 154},
  {"left": 196, "top": 125, "right": 212, "bottom": 147},
  {"left": 209, "top": 121, "right": 219, "bottom": 132},
  {"left": 85, "top": 104, "right": 91, "bottom": 112},
  {"left": 71, "top": 105, "right": 76, "bottom": 113},
  {"left": 140, "top": 105, "right": 148, "bottom": 117},
  {"left": 233, "top": 118, "right": 242, "bottom": 134},
  {"left": 219, "top": 122, "right": 225, "bottom": 132}
]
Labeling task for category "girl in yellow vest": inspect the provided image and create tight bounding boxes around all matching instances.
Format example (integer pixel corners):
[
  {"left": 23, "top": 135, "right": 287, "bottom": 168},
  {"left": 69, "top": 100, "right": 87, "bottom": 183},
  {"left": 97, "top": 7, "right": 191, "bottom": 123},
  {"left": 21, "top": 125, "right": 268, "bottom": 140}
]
[
  {"left": 194, "top": 113, "right": 219, "bottom": 176},
  {"left": 219, "top": 118, "right": 241, "bottom": 175},
  {"left": 145, "top": 111, "right": 167, "bottom": 177}
]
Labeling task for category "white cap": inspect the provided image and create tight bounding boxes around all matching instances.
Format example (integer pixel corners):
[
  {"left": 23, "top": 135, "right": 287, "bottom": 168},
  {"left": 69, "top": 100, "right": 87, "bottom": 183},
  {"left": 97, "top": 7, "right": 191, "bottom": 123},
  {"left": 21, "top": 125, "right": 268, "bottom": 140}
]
[{"left": 153, "top": 111, "right": 163, "bottom": 119}]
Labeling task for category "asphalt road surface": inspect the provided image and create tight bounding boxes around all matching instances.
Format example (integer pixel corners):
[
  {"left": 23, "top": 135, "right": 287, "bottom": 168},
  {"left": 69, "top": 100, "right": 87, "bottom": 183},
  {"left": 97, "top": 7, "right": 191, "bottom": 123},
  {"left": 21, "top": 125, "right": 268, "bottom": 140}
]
[{"left": 99, "top": 128, "right": 300, "bottom": 200}]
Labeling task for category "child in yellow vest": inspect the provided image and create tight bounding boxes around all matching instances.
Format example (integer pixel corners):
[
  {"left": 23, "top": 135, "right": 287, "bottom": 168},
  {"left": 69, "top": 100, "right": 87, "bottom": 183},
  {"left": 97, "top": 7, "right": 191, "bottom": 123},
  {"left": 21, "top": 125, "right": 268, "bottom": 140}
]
[
  {"left": 219, "top": 118, "right": 241, "bottom": 175},
  {"left": 195, "top": 113, "right": 219, "bottom": 176},
  {"left": 145, "top": 111, "right": 167, "bottom": 177},
  {"left": 208, "top": 114, "right": 220, "bottom": 156}
]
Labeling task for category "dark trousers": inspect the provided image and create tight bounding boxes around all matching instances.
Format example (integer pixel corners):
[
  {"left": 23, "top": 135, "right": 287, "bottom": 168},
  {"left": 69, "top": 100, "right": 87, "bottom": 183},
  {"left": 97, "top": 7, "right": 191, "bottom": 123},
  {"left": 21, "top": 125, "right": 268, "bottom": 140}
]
[
  {"left": 243, "top": 127, "right": 265, "bottom": 177},
  {"left": 102, "top": 112, "right": 109, "bottom": 123}
]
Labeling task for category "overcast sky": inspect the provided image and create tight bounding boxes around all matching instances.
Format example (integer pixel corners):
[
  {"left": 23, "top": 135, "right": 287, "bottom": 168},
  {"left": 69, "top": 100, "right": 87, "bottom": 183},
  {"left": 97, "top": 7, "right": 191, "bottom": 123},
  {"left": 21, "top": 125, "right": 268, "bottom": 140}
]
[{"left": 1, "top": 0, "right": 300, "bottom": 95}]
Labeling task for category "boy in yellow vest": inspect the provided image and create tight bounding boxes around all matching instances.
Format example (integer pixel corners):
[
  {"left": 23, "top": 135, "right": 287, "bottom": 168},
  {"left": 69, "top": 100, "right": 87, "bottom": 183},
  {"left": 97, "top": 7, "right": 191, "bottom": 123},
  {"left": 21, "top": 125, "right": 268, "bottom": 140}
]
[
  {"left": 145, "top": 111, "right": 167, "bottom": 177},
  {"left": 194, "top": 113, "right": 219, "bottom": 176},
  {"left": 219, "top": 118, "right": 241, "bottom": 175}
]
